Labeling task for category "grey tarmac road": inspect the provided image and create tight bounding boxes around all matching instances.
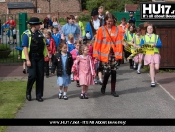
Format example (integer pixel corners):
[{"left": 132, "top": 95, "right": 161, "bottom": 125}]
[{"left": 6, "top": 63, "right": 175, "bottom": 132}]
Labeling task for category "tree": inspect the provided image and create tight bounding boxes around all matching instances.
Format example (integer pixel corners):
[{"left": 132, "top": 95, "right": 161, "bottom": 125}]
[{"left": 81, "top": 0, "right": 87, "bottom": 10}]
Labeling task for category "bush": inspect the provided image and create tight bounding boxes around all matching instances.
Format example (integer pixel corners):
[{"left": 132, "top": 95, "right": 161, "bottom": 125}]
[
  {"left": 59, "top": 18, "right": 66, "bottom": 23},
  {"left": 79, "top": 14, "right": 91, "bottom": 22},
  {"left": 0, "top": 44, "right": 11, "bottom": 51}
]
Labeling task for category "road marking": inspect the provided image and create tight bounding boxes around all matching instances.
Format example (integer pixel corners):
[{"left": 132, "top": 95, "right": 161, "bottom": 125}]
[{"left": 147, "top": 73, "right": 175, "bottom": 101}]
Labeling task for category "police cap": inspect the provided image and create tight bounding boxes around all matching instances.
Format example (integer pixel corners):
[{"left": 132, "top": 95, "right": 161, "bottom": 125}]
[
  {"left": 28, "top": 17, "right": 42, "bottom": 25},
  {"left": 129, "top": 11, "right": 134, "bottom": 14},
  {"left": 91, "top": 8, "right": 98, "bottom": 16}
]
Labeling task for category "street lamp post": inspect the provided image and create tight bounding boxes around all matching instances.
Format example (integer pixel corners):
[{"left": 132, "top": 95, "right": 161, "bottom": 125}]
[{"left": 47, "top": 0, "right": 51, "bottom": 13}]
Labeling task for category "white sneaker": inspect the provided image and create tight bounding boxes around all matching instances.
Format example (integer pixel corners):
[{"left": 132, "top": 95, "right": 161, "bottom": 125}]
[
  {"left": 137, "top": 70, "right": 141, "bottom": 74},
  {"left": 63, "top": 95, "right": 68, "bottom": 100},
  {"left": 99, "top": 80, "right": 103, "bottom": 85},
  {"left": 58, "top": 93, "right": 62, "bottom": 99},
  {"left": 151, "top": 82, "right": 155, "bottom": 87},
  {"left": 94, "top": 79, "right": 98, "bottom": 84}
]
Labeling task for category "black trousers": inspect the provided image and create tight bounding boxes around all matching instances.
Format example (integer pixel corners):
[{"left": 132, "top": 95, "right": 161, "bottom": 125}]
[
  {"left": 124, "top": 50, "right": 133, "bottom": 66},
  {"left": 102, "top": 70, "right": 117, "bottom": 92},
  {"left": 27, "top": 54, "right": 44, "bottom": 98}
]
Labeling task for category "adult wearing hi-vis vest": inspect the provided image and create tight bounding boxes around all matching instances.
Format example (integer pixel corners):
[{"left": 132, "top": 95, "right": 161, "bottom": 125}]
[
  {"left": 93, "top": 13, "right": 123, "bottom": 97},
  {"left": 22, "top": 17, "right": 47, "bottom": 102},
  {"left": 140, "top": 23, "right": 162, "bottom": 87}
]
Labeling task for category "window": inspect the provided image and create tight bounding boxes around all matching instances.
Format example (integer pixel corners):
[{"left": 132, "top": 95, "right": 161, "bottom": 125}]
[
  {"left": 0, "top": 0, "right": 5, "bottom": 2},
  {"left": 37, "top": 8, "right": 41, "bottom": 13}
]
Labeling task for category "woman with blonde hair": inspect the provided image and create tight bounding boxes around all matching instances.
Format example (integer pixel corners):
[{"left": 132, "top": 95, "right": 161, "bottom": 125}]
[{"left": 52, "top": 16, "right": 62, "bottom": 33}]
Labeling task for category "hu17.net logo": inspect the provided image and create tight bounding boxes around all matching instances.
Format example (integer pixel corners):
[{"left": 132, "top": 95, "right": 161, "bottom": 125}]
[{"left": 140, "top": 2, "right": 175, "bottom": 20}]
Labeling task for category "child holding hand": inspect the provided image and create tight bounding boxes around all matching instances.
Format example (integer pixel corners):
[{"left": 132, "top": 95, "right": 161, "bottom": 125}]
[
  {"left": 72, "top": 45, "right": 95, "bottom": 99},
  {"left": 70, "top": 40, "right": 81, "bottom": 87},
  {"left": 52, "top": 43, "right": 73, "bottom": 100}
]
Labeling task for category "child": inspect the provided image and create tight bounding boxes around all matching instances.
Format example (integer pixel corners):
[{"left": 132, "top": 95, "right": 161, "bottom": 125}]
[
  {"left": 67, "top": 33, "right": 75, "bottom": 52},
  {"left": 72, "top": 45, "right": 95, "bottom": 99},
  {"left": 48, "top": 26, "right": 53, "bottom": 33},
  {"left": 40, "top": 28, "right": 44, "bottom": 35},
  {"left": 52, "top": 27, "right": 61, "bottom": 52},
  {"left": 44, "top": 55, "right": 50, "bottom": 78},
  {"left": 88, "top": 40, "right": 103, "bottom": 85},
  {"left": 133, "top": 27, "right": 143, "bottom": 74},
  {"left": 45, "top": 31, "right": 56, "bottom": 69},
  {"left": 87, "top": 40, "right": 93, "bottom": 57},
  {"left": 71, "top": 40, "right": 81, "bottom": 87},
  {"left": 124, "top": 23, "right": 136, "bottom": 69},
  {"left": 52, "top": 43, "right": 73, "bottom": 100},
  {"left": 67, "top": 33, "right": 75, "bottom": 81}
]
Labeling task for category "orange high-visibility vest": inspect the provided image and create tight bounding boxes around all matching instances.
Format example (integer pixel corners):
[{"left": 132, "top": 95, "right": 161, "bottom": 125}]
[
  {"left": 93, "top": 26, "right": 123, "bottom": 63},
  {"left": 118, "top": 23, "right": 129, "bottom": 39}
]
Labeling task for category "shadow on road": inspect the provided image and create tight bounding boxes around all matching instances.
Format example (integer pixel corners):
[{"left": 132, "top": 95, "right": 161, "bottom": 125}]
[
  {"left": 157, "top": 77, "right": 175, "bottom": 84},
  {"left": 117, "top": 86, "right": 153, "bottom": 95}
]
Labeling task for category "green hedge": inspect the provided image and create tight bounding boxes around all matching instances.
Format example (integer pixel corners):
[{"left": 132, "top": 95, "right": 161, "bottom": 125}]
[{"left": 0, "top": 44, "right": 11, "bottom": 51}]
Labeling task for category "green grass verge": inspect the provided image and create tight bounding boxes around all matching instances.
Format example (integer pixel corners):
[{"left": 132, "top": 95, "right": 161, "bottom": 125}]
[{"left": 0, "top": 81, "right": 26, "bottom": 132}]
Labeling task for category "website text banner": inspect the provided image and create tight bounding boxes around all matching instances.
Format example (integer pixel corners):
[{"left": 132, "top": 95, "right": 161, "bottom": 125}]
[
  {"left": 140, "top": 2, "right": 175, "bottom": 21},
  {"left": 0, "top": 119, "right": 175, "bottom": 126}
]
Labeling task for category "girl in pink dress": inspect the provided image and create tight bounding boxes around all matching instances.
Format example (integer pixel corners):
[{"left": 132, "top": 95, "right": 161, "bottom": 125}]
[
  {"left": 72, "top": 45, "right": 96, "bottom": 99},
  {"left": 70, "top": 40, "right": 81, "bottom": 87},
  {"left": 133, "top": 27, "right": 143, "bottom": 74}
]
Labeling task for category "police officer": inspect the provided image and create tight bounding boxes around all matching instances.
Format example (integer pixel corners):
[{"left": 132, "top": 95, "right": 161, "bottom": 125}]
[
  {"left": 129, "top": 11, "right": 136, "bottom": 24},
  {"left": 22, "top": 17, "right": 47, "bottom": 102}
]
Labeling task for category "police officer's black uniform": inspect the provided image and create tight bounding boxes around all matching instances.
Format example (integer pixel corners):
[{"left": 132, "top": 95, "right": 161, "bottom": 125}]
[{"left": 23, "top": 17, "right": 46, "bottom": 102}]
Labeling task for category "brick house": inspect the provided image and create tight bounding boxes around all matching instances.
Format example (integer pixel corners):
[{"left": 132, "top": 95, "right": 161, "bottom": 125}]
[
  {"left": 125, "top": 4, "right": 139, "bottom": 12},
  {"left": 0, "top": 0, "right": 81, "bottom": 15}
]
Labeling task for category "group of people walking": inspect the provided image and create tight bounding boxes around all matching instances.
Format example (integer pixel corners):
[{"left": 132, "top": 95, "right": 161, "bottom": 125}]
[{"left": 21, "top": 6, "right": 162, "bottom": 102}]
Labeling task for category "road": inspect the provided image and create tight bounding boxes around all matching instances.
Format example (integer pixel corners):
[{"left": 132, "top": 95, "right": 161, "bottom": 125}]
[{"left": 6, "top": 63, "right": 175, "bottom": 132}]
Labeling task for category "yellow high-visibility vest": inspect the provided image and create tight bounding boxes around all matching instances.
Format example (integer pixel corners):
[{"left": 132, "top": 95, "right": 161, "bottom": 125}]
[
  {"left": 21, "top": 29, "right": 47, "bottom": 59},
  {"left": 126, "top": 30, "right": 135, "bottom": 53},
  {"left": 143, "top": 34, "right": 159, "bottom": 54}
]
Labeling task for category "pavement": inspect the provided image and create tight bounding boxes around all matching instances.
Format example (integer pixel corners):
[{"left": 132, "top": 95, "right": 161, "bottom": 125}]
[{"left": 1, "top": 63, "right": 175, "bottom": 132}]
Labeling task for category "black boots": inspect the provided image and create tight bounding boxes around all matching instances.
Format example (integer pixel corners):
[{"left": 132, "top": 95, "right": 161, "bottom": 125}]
[
  {"left": 101, "top": 87, "right": 106, "bottom": 94},
  {"left": 36, "top": 97, "right": 43, "bottom": 102},
  {"left": 26, "top": 94, "right": 32, "bottom": 101}
]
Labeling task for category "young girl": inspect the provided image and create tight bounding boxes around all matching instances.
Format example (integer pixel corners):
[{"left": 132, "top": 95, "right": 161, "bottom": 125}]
[
  {"left": 52, "top": 43, "right": 73, "bottom": 100},
  {"left": 140, "top": 23, "right": 162, "bottom": 87},
  {"left": 52, "top": 27, "right": 61, "bottom": 51},
  {"left": 87, "top": 40, "right": 93, "bottom": 57},
  {"left": 70, "top": 40, "right": 81, "bottom": 87},
  {"left": 87, "top": 40, "right": 102, "bottom": 85},
  {"left": 67, "top": 33, "right": 75, "bottom": 81},
  {"left": 133, "top": 27, "right": 143, "bottom": 74},
  {"left": 124, "top": 23, "right": 136, "bottom": 69},
  {"left": 67, "top": 33, "right": 75, "bottom": 52},
  {"left": 45, "top": 31, "right": 56, "bottom": 68},
  {"left": 72, "top": 45, "right": 95, "bottom": 99}
]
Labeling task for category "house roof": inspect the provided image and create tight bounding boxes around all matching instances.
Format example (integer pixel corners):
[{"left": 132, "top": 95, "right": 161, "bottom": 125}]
[
  {"left": 125, "top": 4, "right": 139, "bottom": 12},
  {"left": 7, "top": 2, "right": 35, "bottom": 9}
]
